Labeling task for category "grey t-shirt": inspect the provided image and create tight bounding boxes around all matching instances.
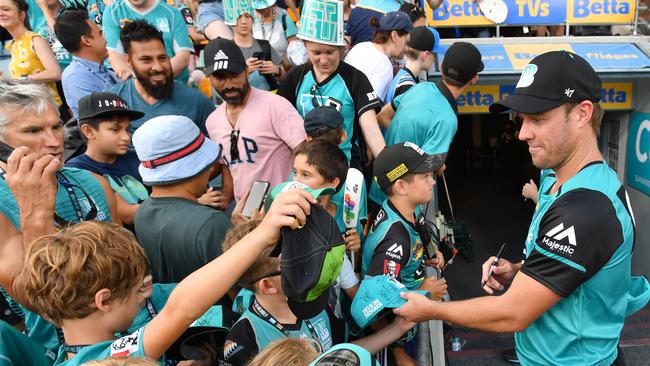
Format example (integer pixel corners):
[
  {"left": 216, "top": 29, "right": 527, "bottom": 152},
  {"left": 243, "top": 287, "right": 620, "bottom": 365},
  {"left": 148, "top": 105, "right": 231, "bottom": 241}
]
[
  {"left": 134, "top": 197, "right": 232, "bottom": 283},
  {"left": 239, "top": 39, "right": 282, "bottom": 65}
]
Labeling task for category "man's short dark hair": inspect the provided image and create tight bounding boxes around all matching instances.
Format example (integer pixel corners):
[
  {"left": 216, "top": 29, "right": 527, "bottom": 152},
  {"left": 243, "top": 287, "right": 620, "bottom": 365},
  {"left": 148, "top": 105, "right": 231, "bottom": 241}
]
[
  {"left": 54, "top": 10, "right": 91, "bottom": 53},
  {"left": 294, "top": 140, "right": 348, "bottom": 192},
  {"left": 120, "top": 19, "right": 164, "bottom": 55}
]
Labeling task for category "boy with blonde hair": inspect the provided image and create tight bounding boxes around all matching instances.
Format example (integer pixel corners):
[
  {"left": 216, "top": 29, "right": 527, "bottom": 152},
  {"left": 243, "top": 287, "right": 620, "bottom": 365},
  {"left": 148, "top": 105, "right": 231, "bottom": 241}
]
[{"left": 21, "top": 189, "right": 315, "bottom": 365}]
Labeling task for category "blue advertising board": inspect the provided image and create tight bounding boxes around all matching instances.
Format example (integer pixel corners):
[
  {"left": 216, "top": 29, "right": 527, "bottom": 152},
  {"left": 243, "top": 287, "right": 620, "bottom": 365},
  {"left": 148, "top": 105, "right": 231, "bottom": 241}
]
[{"left": 627, "top": 113, "right": 650, "bottom": 196}]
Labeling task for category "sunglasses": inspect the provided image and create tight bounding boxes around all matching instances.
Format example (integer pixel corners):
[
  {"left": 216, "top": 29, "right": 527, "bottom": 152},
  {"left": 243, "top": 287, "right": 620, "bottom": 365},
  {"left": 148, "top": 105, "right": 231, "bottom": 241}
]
[
  {"left": 230, "top": 129, "right": 240, "bottom": 163},
  {"left": 248, "top": 270, "right": 281, "bottom": 284},
  {"left": 310, "top": 84, "right": 323, "bottom": 108}
]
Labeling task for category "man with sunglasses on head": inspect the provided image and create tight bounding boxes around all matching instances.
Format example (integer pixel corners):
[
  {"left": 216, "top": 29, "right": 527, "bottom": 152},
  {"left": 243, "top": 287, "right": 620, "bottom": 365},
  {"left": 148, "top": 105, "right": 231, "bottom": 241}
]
[
  {"left": 203, "top": 38, "right": 306, "bottom": 204},
  {"left": 0, "top": 78, "right": 119, "bottom": 353}
]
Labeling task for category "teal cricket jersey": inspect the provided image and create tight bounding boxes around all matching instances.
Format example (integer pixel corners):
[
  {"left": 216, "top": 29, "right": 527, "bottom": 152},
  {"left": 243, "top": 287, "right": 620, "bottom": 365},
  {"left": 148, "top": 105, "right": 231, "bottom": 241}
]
[
  {"left": 54, "top": 327, "right": 148, "bottom": 365},
  {"left": 52, "top": 283, "right": 177, "bottom": 365},
  {"left": 222, "top": 298, "right": 335, "bottom": 366},
  {"left": 278, "top": 62, "right": 381, "bottom": 169},
  {"left": 102, "top": 0, "right": 194, "bottom": 81},
  {"left": 0, "top": 167, "right": 111, "bottom": 229},
  {"left": 362, "top": 200, "right": 425, "bottom": 290},
  {"left": 516, "top": 161, "right": 646, "bottom": 366},
  {"left": 385, "top": 81, "right": 458, "bottom": 155},
  {"left": 369, "top": 81, "right": 458, "bottom": 204},
  {"left": 0, "top": 320, "right": 56, "bottom": 366},
  {"left": 0, "top": 283, "right": 174, "bottom": 356}
]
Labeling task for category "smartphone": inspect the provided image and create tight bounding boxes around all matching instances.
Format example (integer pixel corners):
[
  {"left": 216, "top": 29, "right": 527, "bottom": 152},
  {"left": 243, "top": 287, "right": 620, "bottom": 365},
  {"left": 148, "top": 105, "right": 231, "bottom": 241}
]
[
  {"left": 0, "top": 141, "right": 13, "bottom": 163},
  {"left": 252, "top": 52, "right": 267, "bottom": 61},
  {"left": 242, "top": 181, "right": 270, "bottom": 218}
]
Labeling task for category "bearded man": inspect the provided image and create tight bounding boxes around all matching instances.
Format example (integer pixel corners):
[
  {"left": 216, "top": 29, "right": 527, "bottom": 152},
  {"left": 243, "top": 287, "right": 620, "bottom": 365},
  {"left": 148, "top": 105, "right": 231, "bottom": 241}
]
[
  {"left": 204, "top": 38, "right": 306, "bottom": 203},
  {"left": 108, "top": 20, "right": 214, "bottom": 137}
]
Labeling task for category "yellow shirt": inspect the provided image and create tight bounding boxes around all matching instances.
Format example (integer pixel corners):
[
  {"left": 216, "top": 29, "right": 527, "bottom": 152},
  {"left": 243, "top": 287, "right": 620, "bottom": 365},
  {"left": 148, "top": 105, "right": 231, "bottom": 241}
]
[{"left": 7, "top": 31, "right": 62, "bottom": 105}]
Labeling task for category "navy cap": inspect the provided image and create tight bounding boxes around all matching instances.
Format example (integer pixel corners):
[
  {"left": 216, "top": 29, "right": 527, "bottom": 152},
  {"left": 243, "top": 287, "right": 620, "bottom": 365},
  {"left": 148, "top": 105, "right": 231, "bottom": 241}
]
[
  {"left": 304, "top": 106, "right": 344, "bottom": 137},
  {"left": 378, "top": 11, "right": 413, "bottom": 32}
]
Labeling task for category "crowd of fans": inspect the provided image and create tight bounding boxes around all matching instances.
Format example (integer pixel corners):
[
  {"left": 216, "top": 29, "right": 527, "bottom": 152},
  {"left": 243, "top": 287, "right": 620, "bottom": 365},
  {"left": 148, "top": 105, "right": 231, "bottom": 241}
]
[{"left": 0, "top": 0, "right": 643, "bottom": 365}]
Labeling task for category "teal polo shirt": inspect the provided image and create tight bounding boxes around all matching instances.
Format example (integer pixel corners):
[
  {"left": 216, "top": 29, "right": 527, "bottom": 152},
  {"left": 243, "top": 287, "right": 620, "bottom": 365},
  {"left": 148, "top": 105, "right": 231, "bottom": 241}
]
[{"left": 103, "top": 0, "right": 194, "bottom": 81}]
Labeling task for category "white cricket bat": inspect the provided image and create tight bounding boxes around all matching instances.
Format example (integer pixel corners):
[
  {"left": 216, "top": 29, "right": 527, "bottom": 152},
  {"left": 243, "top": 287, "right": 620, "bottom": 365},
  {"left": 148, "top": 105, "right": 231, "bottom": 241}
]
[{"left": 343, "top": 168, "right": 364, "bottom": 268}]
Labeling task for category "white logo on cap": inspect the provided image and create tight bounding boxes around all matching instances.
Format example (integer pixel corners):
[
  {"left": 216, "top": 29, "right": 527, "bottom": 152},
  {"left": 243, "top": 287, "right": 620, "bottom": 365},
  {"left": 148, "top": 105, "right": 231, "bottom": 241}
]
[
  {"left": 516, "top": 64, "right": 538, "bottom": 89},
  {"left": 214, "top": 50, "right": 228, "bottom": 61},
  {"left": 404, "top": 142, "right": 425, "bottom": 155},
  {"left": 564, "top": 88, "right": 575, "bottom": 97},
  {"left": 213, "top": 61, "right": 229, "bottom": 72}
]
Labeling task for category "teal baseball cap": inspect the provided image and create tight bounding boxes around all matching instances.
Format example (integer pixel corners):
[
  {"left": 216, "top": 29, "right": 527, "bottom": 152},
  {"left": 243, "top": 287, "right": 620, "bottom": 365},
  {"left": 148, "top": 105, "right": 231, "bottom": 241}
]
[
  {"left": 309, "top": 343, "right": 379, "bottom": 366},
  {"left": 351, "top": 275, "right": 429, "bottom": 329},
  {"left": 265, "top": 181, "right": 335, "bottom": 211}
]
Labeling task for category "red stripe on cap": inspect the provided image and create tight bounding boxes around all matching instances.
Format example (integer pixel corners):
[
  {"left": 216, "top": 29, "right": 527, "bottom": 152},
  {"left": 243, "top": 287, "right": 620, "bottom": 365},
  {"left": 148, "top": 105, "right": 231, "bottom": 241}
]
[{"left": 142, "top": 134, "right": 205, "bottom": 169}]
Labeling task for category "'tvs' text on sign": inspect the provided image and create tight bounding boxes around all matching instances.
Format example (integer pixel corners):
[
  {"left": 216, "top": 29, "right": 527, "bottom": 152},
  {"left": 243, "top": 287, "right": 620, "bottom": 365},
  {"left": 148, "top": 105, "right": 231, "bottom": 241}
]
[{"left": 515, "top": 0, "right": 550, "bottom": 17}]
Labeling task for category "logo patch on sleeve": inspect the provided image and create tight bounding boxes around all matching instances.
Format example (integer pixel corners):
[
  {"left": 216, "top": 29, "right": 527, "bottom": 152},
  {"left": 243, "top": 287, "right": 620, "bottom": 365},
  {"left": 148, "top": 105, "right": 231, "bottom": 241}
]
[
  {"left": 542, "top": 222, "right": 577, "bottom": 256},
  {"left": 384, "top": 260, "right": 401, "bottom": 278}
]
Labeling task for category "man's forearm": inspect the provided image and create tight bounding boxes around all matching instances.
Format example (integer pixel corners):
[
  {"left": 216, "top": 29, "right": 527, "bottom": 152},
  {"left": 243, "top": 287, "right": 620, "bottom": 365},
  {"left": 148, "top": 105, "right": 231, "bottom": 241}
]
[{"left": 424, "top": 295, "right": 525, "bottom": 333}]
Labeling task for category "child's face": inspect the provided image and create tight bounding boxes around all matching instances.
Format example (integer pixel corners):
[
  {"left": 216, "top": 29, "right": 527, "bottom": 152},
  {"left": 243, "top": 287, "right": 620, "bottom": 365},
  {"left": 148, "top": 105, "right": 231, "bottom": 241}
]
[
  {"left": 109, "top": 274, "right": 153, "bottom": 332},
  {"left": 402, "top": 172, "right": 435, "bottom": 204},
  {"left": 292, "top": 154, "right": 335, "bottom": 190},
  {"left": 89, "top": 116, "right": 132, "bottom": 156}
]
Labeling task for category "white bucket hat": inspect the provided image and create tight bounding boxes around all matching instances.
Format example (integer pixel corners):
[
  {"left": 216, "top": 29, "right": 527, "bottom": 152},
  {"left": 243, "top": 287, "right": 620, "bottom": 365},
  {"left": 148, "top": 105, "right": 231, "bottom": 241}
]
[{"left": 133, "top": 115, "right": 222, "bottom": 186}]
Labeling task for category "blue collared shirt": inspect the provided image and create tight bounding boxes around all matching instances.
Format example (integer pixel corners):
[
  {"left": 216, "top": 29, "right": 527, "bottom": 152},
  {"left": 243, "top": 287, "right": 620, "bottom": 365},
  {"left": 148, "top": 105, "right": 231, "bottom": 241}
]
[{"left": 62, "top": 56, "right": 119, "bottom": 119}]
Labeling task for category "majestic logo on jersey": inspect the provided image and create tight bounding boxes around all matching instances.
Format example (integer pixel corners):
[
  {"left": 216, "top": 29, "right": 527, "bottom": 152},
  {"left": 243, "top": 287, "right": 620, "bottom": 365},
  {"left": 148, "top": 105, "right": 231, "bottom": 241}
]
[
  {"left": 542, "top": 223, "right": 577, "bottom": 255},
  {"left": 385, "top": 243, "right": 403, "bottom": 259},
  {"left": 545, "top": 223, "right": 577, "bottom": 246}
]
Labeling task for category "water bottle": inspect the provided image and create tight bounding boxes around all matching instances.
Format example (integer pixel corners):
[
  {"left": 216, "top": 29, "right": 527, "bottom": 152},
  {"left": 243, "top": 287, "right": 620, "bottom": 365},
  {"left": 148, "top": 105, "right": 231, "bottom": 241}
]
[{"left": 451, "top": 337, "right": 462, "bottom": 352}]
